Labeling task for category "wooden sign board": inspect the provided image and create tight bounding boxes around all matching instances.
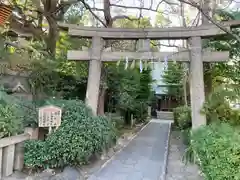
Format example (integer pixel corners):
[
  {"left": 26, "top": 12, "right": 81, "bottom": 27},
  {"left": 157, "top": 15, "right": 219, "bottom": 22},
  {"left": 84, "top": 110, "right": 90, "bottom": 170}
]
[{"left": 38, "top": 105, "right": 62, "bottom": 128}]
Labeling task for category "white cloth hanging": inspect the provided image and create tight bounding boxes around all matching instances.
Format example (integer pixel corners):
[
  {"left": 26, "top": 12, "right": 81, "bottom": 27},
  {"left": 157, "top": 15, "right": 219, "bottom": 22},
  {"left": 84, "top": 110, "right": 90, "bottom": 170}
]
[
  {"left": 130, "top": 59, "right": 135, "bottom": 69},
  {"left": 140, "top": 59, "right": 143, "bottom": 73},
  {"left": 164, "top": 56, "right": 168, "bottom": 70},
  {"left": 116, "top": 59, "right": 121, "bottom": 66},
  {"left": 144, "top": 60, "right": 148, "bottom": 70},
  {"left": 125, "top": 56, "right": 129, "bottom": 70}
]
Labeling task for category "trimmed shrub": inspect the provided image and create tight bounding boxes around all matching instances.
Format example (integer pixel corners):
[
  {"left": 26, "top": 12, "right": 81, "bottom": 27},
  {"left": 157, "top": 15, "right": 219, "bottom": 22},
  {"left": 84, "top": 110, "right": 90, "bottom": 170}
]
[
  {"left": 24, "top": 99, "right": 117, "bottom": 169},
  {"left": 191, "top": 122, "right": 240, "bottom": 180},
  {"left": 173, "top": 105, "right": 191, "bottom": 130},
  {"left": 24, "top": 140, "right": 47, "bottom": 168}
]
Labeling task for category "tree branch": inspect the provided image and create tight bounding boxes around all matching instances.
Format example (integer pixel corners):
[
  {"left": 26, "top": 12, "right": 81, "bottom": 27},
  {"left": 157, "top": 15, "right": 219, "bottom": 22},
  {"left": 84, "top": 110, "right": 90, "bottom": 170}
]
[
  {"left": 112, "top": 15, "right": 139, "bottom": 21},
  {"left": 110, "top": 3, "right": 160, "bottom": 13},
  {"left": 176, "top": 0, "right": 240, "bottom": 43},
  {"left": 80, "top": 0, "right": 107, "bottom": 27}
]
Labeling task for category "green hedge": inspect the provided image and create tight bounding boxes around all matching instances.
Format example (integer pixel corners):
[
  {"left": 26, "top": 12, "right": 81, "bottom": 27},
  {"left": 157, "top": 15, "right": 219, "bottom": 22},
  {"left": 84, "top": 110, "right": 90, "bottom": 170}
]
[
  {"left": 24, "top": 99, "right": 117, "bottom": 169},
  {"left": 173, "top": 105, "right": 191, "bottom": 130},
  {"left": 191, "top": 122, "right": 240, "bottom": 180}
]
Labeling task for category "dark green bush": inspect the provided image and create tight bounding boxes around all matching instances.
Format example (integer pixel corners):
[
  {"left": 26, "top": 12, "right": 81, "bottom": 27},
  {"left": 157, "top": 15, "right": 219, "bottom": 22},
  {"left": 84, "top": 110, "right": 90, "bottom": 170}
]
[
  {"left": 191, "top": 122, "right": 240, "bottom": 180},
  {"left": 0, "top": 103, "right": 23, "bottom": 138},
  {"left": 173, "top": 105, "right": 191, "bottom": 130},
  {"left": 16, "top": 99, "right": 38, "bottom": 128},
  {"left": 24, "top": 140, "right": 47, "bottom": 168},
  {"left": 202, "top": 86, "right": 240, "bottom": 125},
  {"left": 24, "top": 99, "right": 117, "bottom": 169},
  {"left": 203, "top": 101, "right": 240, "bottom": 125}
]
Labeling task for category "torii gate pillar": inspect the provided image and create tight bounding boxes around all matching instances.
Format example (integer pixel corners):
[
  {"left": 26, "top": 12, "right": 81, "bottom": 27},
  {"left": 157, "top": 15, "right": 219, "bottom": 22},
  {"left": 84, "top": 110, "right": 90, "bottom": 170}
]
[
  {"left": 85, "top": 36, "right": 103, "bottom": 115},
  {"left": 189, "top": 36, "right": 206, "bottom": 129}
]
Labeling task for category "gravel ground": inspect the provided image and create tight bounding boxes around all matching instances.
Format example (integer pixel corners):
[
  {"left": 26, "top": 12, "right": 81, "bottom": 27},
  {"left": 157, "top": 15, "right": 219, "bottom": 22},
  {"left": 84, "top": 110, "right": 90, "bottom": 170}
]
[{"left": 166, "top": 131, "right": 203, "bottom": 180}]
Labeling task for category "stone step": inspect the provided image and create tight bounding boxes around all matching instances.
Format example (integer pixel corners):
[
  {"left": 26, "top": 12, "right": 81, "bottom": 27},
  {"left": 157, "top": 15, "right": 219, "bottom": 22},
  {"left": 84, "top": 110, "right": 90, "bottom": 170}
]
[{"left": 157, "top": 111, "right": 174, "bottom": 120}]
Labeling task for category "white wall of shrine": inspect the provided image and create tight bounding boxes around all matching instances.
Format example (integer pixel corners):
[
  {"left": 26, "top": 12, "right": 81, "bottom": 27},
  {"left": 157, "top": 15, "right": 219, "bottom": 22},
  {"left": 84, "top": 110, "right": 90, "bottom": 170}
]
[
  {"left": 151, "top": 62, "right": 167, "bottom": 95},
  {"left": 151, "top": 43, "right": 179, "bottom": 95}
]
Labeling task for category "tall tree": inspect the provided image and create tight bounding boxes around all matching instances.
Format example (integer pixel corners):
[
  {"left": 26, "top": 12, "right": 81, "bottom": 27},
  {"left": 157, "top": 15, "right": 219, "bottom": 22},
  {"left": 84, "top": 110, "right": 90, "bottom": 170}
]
[{"left": 162, "top": 62, "right": 186, "bottom": 100}]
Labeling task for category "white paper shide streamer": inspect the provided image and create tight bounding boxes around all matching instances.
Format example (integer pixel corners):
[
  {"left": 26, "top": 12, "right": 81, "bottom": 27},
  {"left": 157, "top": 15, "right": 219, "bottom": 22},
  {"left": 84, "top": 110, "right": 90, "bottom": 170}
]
[
  {"left": 140, "top": 59, "right": 143, "bottom": 73},
  {"left": 164, "top": 56, "right": 168, "bottom": 70},
  {"left": 125, "top": 56, "right": 129, "bottom": 70}
]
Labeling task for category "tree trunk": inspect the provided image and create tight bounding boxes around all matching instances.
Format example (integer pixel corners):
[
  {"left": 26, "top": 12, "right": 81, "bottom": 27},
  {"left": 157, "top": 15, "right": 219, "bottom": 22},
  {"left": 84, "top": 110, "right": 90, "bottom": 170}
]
[
  {"left": 124, "top": 110, "right": 132, "bottom": 125},
  {"left": 183, "top": 74, "right": 188, "bottom": 105},
  {"left": 202, "top": 0, "right": 213, "bottom": 97},
  {"left": 204, "top": 63, "right": 212, "bottom": 96},
  {"left": 180, "top": 2, "right": 188, "bottom": 106},
  {"left": 45, "top": 16, "right": 58, "bottom": 55},
  {"left": 97, "top": 0, "right": 113, "bottom": 115},
  {"left": 97, "top": 86, "right": 106, "bottom": 115}
]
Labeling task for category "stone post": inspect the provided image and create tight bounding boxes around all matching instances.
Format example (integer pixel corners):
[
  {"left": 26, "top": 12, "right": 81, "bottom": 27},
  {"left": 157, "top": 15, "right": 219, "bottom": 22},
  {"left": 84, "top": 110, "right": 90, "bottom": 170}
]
[
  {"left": 2, "top": 145, "right": 15, "bottom": 176},
  {"left": 85, "top": 36, "right": 103, "bottom": 115},
  {"left": 0, "top": 148, "right": 2, "bottom": 179},
  {"left": 189, "top": 36, "right": 206, "bottom": 129},
  {"left": 148, "top": 106, "right": 151, "bottom": 119},
  {"left": 14, "top": 143, "right": 24, "bottom": 171}
]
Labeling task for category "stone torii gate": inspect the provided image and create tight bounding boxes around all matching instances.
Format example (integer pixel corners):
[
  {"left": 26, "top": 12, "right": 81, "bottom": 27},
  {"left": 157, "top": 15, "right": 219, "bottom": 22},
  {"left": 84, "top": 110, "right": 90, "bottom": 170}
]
[{"left": 59, "top": 21, "right": 240, "bottom": 129}]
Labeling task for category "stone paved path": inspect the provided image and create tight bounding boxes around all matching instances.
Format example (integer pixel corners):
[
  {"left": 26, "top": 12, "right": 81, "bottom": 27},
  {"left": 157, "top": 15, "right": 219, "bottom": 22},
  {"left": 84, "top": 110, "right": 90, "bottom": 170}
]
[{"left": 88, "top": 120, "right": 171, "bottom": 180}]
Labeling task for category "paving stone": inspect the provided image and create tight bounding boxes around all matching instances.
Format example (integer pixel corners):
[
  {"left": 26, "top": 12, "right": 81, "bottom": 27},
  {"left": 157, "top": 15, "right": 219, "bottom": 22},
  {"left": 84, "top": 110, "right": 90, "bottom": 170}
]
[
  {"left": 126, "top": 171, "right": 144, "bottom": 180},
  {"left": 88, "top": 120, "right": 171, "bottom": 180}
]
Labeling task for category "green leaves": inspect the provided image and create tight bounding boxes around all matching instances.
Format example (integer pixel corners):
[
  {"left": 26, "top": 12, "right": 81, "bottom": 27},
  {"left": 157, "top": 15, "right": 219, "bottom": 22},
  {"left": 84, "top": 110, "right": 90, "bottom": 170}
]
[
  {"left": 162, "top": 62, "right": 185, "bottom": 97},
  {"left": 173, "top": 105, "right": 191, "bottom": 130},
  {"left": 191, "top": 123, "right": 240, "bottom": 180},
  {"left": 0, "top": 91, "right": 29, "bottom": 138},
  {"left": 24, "top": 99, "right": 117, "bottom": 169},
  {"left": 106, "top": 62, "right": 152, "bottom": 124},
  {"left": 202, "top": 85, "right": 240, "bottom": 125}
]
